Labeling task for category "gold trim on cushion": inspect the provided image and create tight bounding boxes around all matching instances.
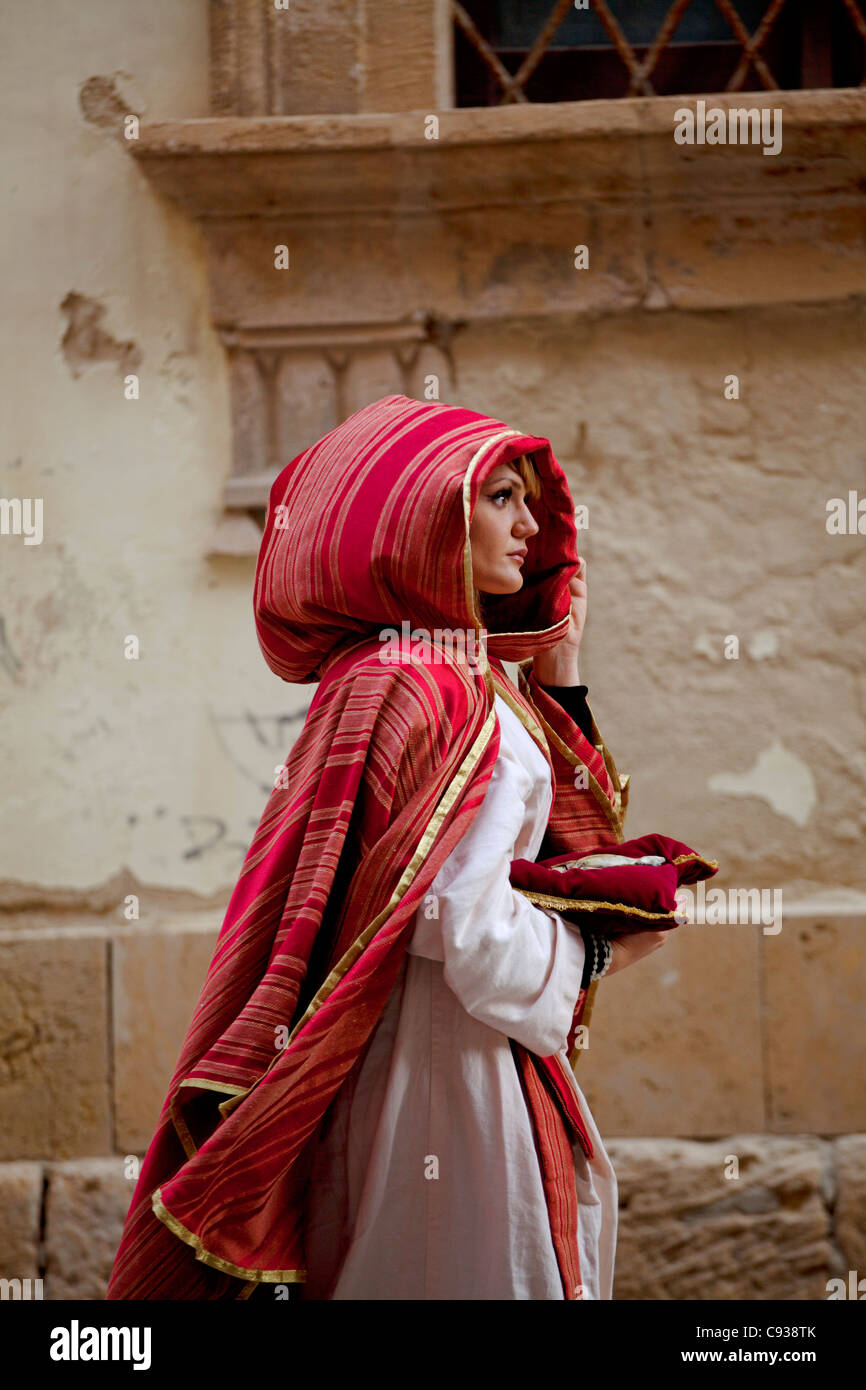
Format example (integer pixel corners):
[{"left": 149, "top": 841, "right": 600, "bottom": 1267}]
[
  {"left": 216, "top": 700, "right": 499, "bottom": 1121},
  {"left": 673, "top": 853, "right": 719, "bottom": 870},
  {"left": 518, "top": 888, "right": 680, "bottom": 922},
  {"left": 151, "top": 1188, "right": 307, "bottom": 1284}
]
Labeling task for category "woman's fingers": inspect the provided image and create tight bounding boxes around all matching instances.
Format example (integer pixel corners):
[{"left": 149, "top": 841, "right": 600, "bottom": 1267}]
[{"left": 605, "top": 929, "right": 670, "bottom": 977}]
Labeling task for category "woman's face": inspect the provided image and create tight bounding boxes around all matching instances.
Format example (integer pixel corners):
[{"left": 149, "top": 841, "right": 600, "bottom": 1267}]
[{"left": 469, "top": 461, "right": 540, "bottom": 595}]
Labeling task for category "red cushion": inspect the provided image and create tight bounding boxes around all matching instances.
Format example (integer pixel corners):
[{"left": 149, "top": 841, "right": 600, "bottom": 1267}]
[{"left": 510, "top": 833, "right": 718, "bottom": 935}]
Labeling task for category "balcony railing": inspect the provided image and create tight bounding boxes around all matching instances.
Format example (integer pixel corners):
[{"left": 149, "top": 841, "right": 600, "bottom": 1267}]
[{"left": 454, "top": 0, "right": 866, "bottom": 104}]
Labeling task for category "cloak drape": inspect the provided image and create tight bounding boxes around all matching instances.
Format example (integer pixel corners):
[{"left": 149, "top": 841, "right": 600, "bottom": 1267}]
[{"left": 106, "top": 393, "right": 629, "bottom": 1300}]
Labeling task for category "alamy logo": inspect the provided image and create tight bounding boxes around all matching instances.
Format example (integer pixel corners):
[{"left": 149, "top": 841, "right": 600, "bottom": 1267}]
[
  {"left": 0, "top": 1277, "right": 43, "bottom": 1299},
  {"left": 378, "top": 620, "right": 488, "bottom": 671},
  {"left": 674, "top": 100, "right": 782, "bottom": 156},
  {"left": 49, "top": 1320, "right": 152, "bottom": 1371},
  {"left": 0, "top": 497, "right": 43, "bottom": 545},
  {"left": 826, "top": 1271, "right": 866, "bottom": 1299},
  {"left": 675, "top": 881, "right": 783, "bottom": 935}
]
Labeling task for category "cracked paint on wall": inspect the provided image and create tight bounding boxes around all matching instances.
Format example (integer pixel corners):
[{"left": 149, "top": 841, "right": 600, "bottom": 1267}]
[
  {"left": 708, "top": 738, "right": 817, "bottom": 828},
  {"left": 78, "top": 73, "right": 137, "bottom": 130},
  {"left": 59, "top": 292, "right": 141, "bottom": 380}
]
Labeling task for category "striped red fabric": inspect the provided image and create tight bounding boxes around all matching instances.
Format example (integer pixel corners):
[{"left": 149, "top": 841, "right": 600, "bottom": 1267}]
[
  {"left": 105, "top": 395, "right": 627, "bottom": 1300},
  {"left": 511, "top": 1041, "right": 585, "bottom": 1301}
]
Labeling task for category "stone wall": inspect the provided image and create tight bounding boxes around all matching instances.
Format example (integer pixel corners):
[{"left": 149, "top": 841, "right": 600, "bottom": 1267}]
[
  {"left": 2, "top": 1138, "right": 864, "bottom": 1300},
  {"left": 1, "top": 0, "right": 864, "bottom": 1301}
]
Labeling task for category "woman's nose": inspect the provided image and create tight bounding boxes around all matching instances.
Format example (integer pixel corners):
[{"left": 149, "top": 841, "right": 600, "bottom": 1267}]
[{"left": 515, "top": 503, "right": 539, "bottom": 536}]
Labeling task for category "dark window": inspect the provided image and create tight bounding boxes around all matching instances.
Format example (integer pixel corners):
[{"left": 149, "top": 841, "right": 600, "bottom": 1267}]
[{"left": 454, "top": 0, "right": 866, "bottom": 105}]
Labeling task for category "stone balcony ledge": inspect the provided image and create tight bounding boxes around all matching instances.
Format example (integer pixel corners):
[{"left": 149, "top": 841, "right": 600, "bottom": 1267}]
[
  {"left": 126, "top": 87, "right": 866, "bottom": 536},
  {"left": 129, "top": 87, "right": 866, "bottom": 335},
  {"left": 132, "top": 89, "right": 866, "bottom": 217}
]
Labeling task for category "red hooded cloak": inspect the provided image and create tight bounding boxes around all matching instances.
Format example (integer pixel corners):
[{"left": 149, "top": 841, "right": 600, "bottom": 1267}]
[{"left": 106, "top": 393, "right": 628, "bottom": 1300}]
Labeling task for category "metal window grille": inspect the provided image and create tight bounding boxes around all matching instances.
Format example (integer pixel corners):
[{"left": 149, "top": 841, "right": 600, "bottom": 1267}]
[{"left": 453, "top": 0, "right": 866, "bottom": 104}]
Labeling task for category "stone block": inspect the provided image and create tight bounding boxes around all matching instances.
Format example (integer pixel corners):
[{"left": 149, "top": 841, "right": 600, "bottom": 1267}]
[
  {"left": 44, "top": 1158, "right": 132, "bottom": 1301},
  {"left": 0, "top": 1162, "right": 43, "bottom": 1280},
  {"left": 274, "top": 351, "right": 337, "bottom": 463},
  {"left": 0, "top": 935, "right": 110, "bottom": 1159},
  {"left": 342, "top": 349, "right": 404, "bottom": 418},
  {"left": 112, "top": 921, "right": 219, "bottom": 1153},
  {"left": 580, "top": 919, "right": 764, "bottom": 1135},
  {"left": 406, "top": 345, "right": 455, "bottom": 407},
  {"left": 835, "top": 1134, "right": 866, "bottom": 1276},
  {"left": 652, "top": 202, "right": 866, "bottom": 312},
  {"left": 764, "top": 910, "right": 866, "bottom": 1132},
  {"left": 606, "top": 1135, "right": 834, "bottom": 1300}
]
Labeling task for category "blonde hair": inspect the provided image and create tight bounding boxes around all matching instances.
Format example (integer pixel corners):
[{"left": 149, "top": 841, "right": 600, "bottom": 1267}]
[{"left": 513, "top": 452, "right": 542, "bottom": 500}]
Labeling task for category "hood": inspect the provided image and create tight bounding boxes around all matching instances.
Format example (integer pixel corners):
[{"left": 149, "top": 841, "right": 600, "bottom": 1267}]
[{"left": 254, "top": 393, "right": 580, "bottom": 684}]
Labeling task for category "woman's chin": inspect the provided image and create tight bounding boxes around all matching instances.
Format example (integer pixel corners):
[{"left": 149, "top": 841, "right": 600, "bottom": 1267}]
[
  {"left": 485, "top": 575, "right": 523, "bottom": 595},
  {"left": 503, "top": 567, "right": 525, "bottom": 592}
]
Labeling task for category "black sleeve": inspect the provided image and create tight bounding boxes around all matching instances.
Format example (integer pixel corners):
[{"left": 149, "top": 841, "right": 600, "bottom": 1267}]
[
  {"left": 537, "top": 682, "right": 594, "bottom": 743},
  {"left": 579, "top": 930, "right": 594, "bottom": 992},
  {"left": 537, "top": 681, "right": 600, "bottom": 987},
  {"left": 537, "top": 680, "right": 599, "bottom": 987}
]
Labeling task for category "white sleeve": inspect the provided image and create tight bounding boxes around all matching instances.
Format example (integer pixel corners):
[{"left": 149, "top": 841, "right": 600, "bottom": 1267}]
[{"left": 407, "top": 728, "right": 586, "bottom": 1057}]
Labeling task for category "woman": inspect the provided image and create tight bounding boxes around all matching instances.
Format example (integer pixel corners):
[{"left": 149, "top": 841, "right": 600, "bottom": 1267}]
[{"left": 106, "top": 392, "right": 666, "bottom": 1302}]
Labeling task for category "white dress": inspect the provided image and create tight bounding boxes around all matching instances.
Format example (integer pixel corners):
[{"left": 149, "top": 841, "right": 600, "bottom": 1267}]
[{"left": 301, "top": 693, "right": 618, "bottom": 1300}]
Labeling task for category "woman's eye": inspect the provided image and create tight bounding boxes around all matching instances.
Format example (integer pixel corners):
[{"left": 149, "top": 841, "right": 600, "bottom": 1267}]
[{"left": 491, "top": 488, "right": 511, "bottom": 504}]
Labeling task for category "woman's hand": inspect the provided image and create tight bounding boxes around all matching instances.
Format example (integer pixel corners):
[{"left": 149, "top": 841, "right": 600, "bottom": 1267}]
[
  {"left": 602, "top": 929, "right": 671, "bottom": 977},
  {"left": 532, "top": 558, "right": 587, "bottom": 687}
]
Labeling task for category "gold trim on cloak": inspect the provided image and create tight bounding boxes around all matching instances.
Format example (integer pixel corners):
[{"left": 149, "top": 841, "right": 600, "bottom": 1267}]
[
  {"left": 151, "top": 1188, "right": 307, "bottom": 1285},
  {"left": 489, "top": 668, "right": 553, "bottom": 767},
  {"left": 515, "top": 659, "right": 626, "bottom": 841},
  {"left": 591, "top": 706, "right": 629, "bottom": 821},
  {"left": 152, "top": 427, "right": 634, "bottom": 1278},
  {"left": 151, "top": 693, "right": 500, "bottom": 1286},
  {"left": 168, "top": 1079, "right": 249, "bottom": 1162},
  {"left": 487, "top": 662, "right": 618, "bottom": 1076},
  {"left": 573, "top": 976, "right": 600, "bottom": 1067},
  {"left": 214, "top": 697, "right": 498, "bottom": 1122},
  {"left": 504, "top": 661, "right": 631, "bottom": 1071},
  {"left": 178, "top": 1078, "right": 247, "bottom": 1096}
]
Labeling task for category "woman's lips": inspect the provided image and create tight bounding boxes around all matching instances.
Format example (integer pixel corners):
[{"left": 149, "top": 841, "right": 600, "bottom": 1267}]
[{"left": 508, "top": 550, "right": 527, "bottom": 562}]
